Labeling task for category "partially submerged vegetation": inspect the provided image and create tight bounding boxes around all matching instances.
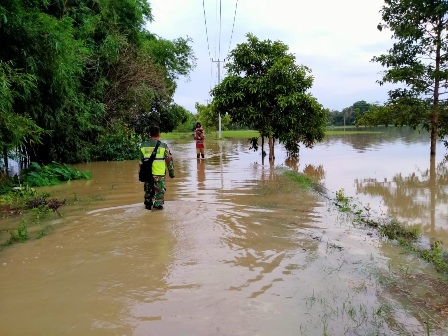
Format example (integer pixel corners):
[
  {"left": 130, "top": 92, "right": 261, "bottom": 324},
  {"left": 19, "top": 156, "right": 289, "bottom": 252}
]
[
  {"left": 0, "top": 163, "right": 90, "bottom": 249},
  {"left": 282, "top": 169, "right": 316, "bottom": 189},
  {"left": 334, "top": 188, "right": 448, "bottom": 275},
  {"left": 20, "top": 162, "right": 91, "bottom": 187},
  {"left": 0, "top": 186, "right": 65, "bottom": 249},
  {"left": 281, "top": 170, "right": 448, "bottom": 276}
]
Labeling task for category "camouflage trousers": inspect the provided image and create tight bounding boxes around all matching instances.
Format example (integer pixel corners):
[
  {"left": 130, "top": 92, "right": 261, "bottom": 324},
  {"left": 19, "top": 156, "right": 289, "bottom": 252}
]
[{"left": 144, "top": 175, "right": 166, "bottom": 208}]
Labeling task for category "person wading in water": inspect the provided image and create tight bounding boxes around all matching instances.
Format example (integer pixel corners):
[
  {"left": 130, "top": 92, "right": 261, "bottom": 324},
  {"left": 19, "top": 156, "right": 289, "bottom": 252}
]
[
  {"left": 139, "top": 126, "right": 175, "bottom": 210},
  {"left": 194, "top": 122, "right": 205, "bottom": 159}
]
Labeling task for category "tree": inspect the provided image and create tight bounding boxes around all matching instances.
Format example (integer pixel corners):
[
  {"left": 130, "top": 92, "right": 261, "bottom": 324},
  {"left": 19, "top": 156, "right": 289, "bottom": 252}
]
[
  {"left": 211, "top": 33, "right": 326, "bottom": 160},
  {"left": 101, "top": 38, "right": 168, "bottom": 125},
  {"left": 0, "top": 0, "right": 105, "bottom": 163},
  {"left": 370, "top": 0, "right": 448, "bottom": 157},
  {"left": 130, "top": 101, "right": 190, "bottom": 135},
  {"left": 0, "top": 61, "right": 45, "bottom": 173},
  {"left": 194, "top": 102, "right": 231, "bottom": 132},
  {"left": 0, "top": 0, "right": 196, "bottom": 164},
  {"left": 144, "top": 34, "right": 197, "bottom": 94}
]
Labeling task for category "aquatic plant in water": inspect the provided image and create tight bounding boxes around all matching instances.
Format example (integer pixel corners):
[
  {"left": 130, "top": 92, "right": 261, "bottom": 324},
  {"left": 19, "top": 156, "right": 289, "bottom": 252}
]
[{"left": 19, "top": 162, "right": 91, "bottom": 187}]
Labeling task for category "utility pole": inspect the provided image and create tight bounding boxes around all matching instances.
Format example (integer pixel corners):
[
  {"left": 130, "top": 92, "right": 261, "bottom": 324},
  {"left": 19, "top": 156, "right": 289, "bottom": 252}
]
[{"left": 212, "top": 58, "right": 224, "bottom": 139}]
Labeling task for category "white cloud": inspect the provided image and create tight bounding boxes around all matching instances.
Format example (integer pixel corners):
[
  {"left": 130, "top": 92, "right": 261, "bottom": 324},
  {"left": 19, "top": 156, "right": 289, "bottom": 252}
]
[{"left": 147, "top": 0, "right": 396, "bottom": 113}]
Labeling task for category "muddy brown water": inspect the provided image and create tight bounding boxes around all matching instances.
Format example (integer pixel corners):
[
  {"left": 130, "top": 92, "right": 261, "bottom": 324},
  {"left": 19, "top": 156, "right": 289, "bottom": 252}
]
[{"left": 1, "top": 128, "right": 448, "bottom": 335}]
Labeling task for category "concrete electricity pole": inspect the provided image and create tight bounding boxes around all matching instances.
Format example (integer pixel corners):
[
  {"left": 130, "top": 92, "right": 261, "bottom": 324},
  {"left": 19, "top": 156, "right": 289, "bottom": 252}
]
[{"left": 212, "top": 58, "right": 224, "bottom": 139}]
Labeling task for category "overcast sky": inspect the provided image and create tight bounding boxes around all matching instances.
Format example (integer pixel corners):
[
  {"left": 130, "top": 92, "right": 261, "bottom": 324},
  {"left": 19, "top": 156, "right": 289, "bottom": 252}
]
[{"left": 146, "top": 0, "right": 395, "bottom": 113}]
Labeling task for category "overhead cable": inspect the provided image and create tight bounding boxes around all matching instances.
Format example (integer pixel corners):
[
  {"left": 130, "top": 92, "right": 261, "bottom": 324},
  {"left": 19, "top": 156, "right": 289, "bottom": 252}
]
[
  {"left": 227, "top": 0, "right": 239, "bottom": 56},
  {"left": 219, "top": 0, "right": 222, "bottom": 58},
  {"left": 202, "top": 0, "right": 211, "bottom": 59}
]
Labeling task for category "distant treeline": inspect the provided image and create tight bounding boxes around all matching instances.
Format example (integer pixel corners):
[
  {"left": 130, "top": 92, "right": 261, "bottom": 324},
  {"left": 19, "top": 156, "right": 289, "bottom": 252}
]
[{"left": 326, "top": 100, "right": 377, "bottom": 127}]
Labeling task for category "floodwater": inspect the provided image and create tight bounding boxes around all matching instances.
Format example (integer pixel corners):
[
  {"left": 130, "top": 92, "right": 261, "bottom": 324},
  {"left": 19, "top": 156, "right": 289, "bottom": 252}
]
[{"left": 1, "top": 127, "right": 448, "bottom": 335}]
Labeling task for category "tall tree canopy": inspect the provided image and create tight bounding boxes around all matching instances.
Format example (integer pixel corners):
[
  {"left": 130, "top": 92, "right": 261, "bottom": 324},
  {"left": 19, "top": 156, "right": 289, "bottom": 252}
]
[
  {"left": 211, "top": 33, "right": 326, "bottom": 159},
  {"left": 0, "top": 0, "right": 196, "bottom": 166},
  {"left": 0, "top": 61, "right": 45, "bottom": 173},
  {"left": 364, "top": 0, "right": 448, "bottom": 156}
]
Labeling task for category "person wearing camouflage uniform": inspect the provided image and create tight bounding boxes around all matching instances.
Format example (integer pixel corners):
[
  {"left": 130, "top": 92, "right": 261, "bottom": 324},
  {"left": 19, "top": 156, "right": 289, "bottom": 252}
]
[{"left": 139, "top": 126, "right": 175, "bottom": 210}]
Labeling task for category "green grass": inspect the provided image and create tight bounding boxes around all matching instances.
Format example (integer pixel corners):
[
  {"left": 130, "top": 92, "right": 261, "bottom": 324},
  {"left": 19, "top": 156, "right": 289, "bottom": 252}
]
[
  {"left": 160, "top": 132, "right": 193, "bottom": 140},
  {"left": 161, "top": 130, "right": 259, "bottom": 139},
  {"left": 162, "top": 128, "right": 383, "bottom": 140},
  {"left": 326, "top": 130, "right": 382, "bottom": 135},
  {"left": 282, "top": 170, "right": 315, "bottom": 189},
  {"left": 221, "top": 130, "right": 259, "bottom": 138}
]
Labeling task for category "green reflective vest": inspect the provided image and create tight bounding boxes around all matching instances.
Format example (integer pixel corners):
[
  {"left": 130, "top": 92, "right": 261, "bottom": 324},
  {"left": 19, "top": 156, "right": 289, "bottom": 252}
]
[{"left": 140, "top": 140, "right": 167, "bottom": 176}]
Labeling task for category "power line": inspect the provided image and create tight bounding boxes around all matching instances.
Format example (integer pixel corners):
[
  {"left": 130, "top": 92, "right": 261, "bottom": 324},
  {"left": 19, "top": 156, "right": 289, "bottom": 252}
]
[
  {"left": 219, "top": 0, "right": 222, "bottom": 58},
  {"left": 214, "top": 0, "right": 218, "bottom": 59},
  {"left": 227, "top": 0, "right": 239, "bottom": 55},
  {"left": 202, "top": 0, "right": 211, "bottom": 59}
]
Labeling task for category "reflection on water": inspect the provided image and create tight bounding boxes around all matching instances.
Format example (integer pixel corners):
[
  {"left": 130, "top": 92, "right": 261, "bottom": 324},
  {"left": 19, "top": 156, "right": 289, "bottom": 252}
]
[
  {"left": 355, "top": 156, "right": 448, "bottom": 240},
  {"left": 0, "top": 127, "right": 448, "bottom": 335},
  {"left": 293, "top": 127, "right": 448, "bottom": 245}
]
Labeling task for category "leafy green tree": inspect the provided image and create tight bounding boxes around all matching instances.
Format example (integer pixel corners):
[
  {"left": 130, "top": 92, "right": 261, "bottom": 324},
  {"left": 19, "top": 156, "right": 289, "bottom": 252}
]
[
  {"left": 95, "top": 34, "right": 196, "bottom": 136},
  {"left": 159, "top": 103, "right": 190, "bottom": 132},
  {"left": 211, "top": 33, "right": 326, "bottom": 159},
  {"left": 0, "top": 0, "right": 196, "bottom": 164},
  {"left": 0, "top": 61, "right": 45, "bottom": 173},
  {"left": 369, "top": 0, "right": 448, "bottom": 156},
  {"left": 356, "top": 104, "right": 394, "bottom": 127},
  {"left": 101, "top": 38, "right": 168, "bottom": 123},
  {"left": 195, "top": 102, "right": 231, "bottom": 132},
  {"left": 60, "top": 0, "right": 196, "bottom": 143},
  {"left": 327, "top": 101, "right": 377, "bottom": 126},
  {"left": 173, "top": 110, "right": 197, "bottom": 133},
  {"left": 352, "top": 100, "right": 371, "bottom": 115},
  {"left": 130, "top": 101, "right": 190, "bottom": 136},
  {"left": 89, "top": 121, "right": 140, "bottom": 161},
  {"left": 0, "top": 0, "right": 105, "bottom": 163},
  {"left": 144, "top": 34, "right": 197, "bottom": 93}
]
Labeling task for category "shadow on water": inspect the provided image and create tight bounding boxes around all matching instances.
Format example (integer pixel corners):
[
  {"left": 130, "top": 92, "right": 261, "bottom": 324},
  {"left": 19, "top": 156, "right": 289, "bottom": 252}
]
[{"left": 0, "top": 127, "right": 448, "bottom": 335}]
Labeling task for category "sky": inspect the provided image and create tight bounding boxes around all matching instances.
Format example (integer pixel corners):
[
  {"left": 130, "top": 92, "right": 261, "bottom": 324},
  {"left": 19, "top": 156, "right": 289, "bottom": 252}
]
[{"left": 146, "top": 0, "right": 396, "bottom": 113}]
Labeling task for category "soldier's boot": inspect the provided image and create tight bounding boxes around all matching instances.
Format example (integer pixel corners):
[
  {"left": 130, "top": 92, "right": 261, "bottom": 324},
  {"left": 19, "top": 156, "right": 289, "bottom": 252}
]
[{"left": 144, "top": 197, "right": 152, "bottom": 210}]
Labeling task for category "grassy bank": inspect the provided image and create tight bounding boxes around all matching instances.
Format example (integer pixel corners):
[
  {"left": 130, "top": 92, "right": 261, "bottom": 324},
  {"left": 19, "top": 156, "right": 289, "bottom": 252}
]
[
  {"left": 162, "top": 128, "right": 381, "bottom": 140},
  {"left": 161, "top": 130, "right": 259, "bottom": 140}
]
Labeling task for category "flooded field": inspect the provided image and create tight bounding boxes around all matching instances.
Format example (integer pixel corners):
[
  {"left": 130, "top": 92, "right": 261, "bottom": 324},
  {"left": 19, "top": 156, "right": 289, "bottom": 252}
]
[{"left": 1, "top": 128, "right": 448, "bottom": 335}]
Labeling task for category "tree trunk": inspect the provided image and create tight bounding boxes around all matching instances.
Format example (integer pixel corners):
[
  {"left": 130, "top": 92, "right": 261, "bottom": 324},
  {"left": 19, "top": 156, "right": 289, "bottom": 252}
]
[
  {"left": 261, "top": 136, "right": 265, "bottom": 157},
  {"left": 429, "top": 155, "right": 436, "bottom": 237},
  {"left": 268, "top": 136, "right": 275, "bottom": 161},
  {"left": 260, "top": 136, "right": 264, "bottom": 165},
  {"left": 2, "top": 147, "right": 8, "bottom": 175},
  {"left": 431, "top": 19, "right": 442, "bottom": 157}
]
